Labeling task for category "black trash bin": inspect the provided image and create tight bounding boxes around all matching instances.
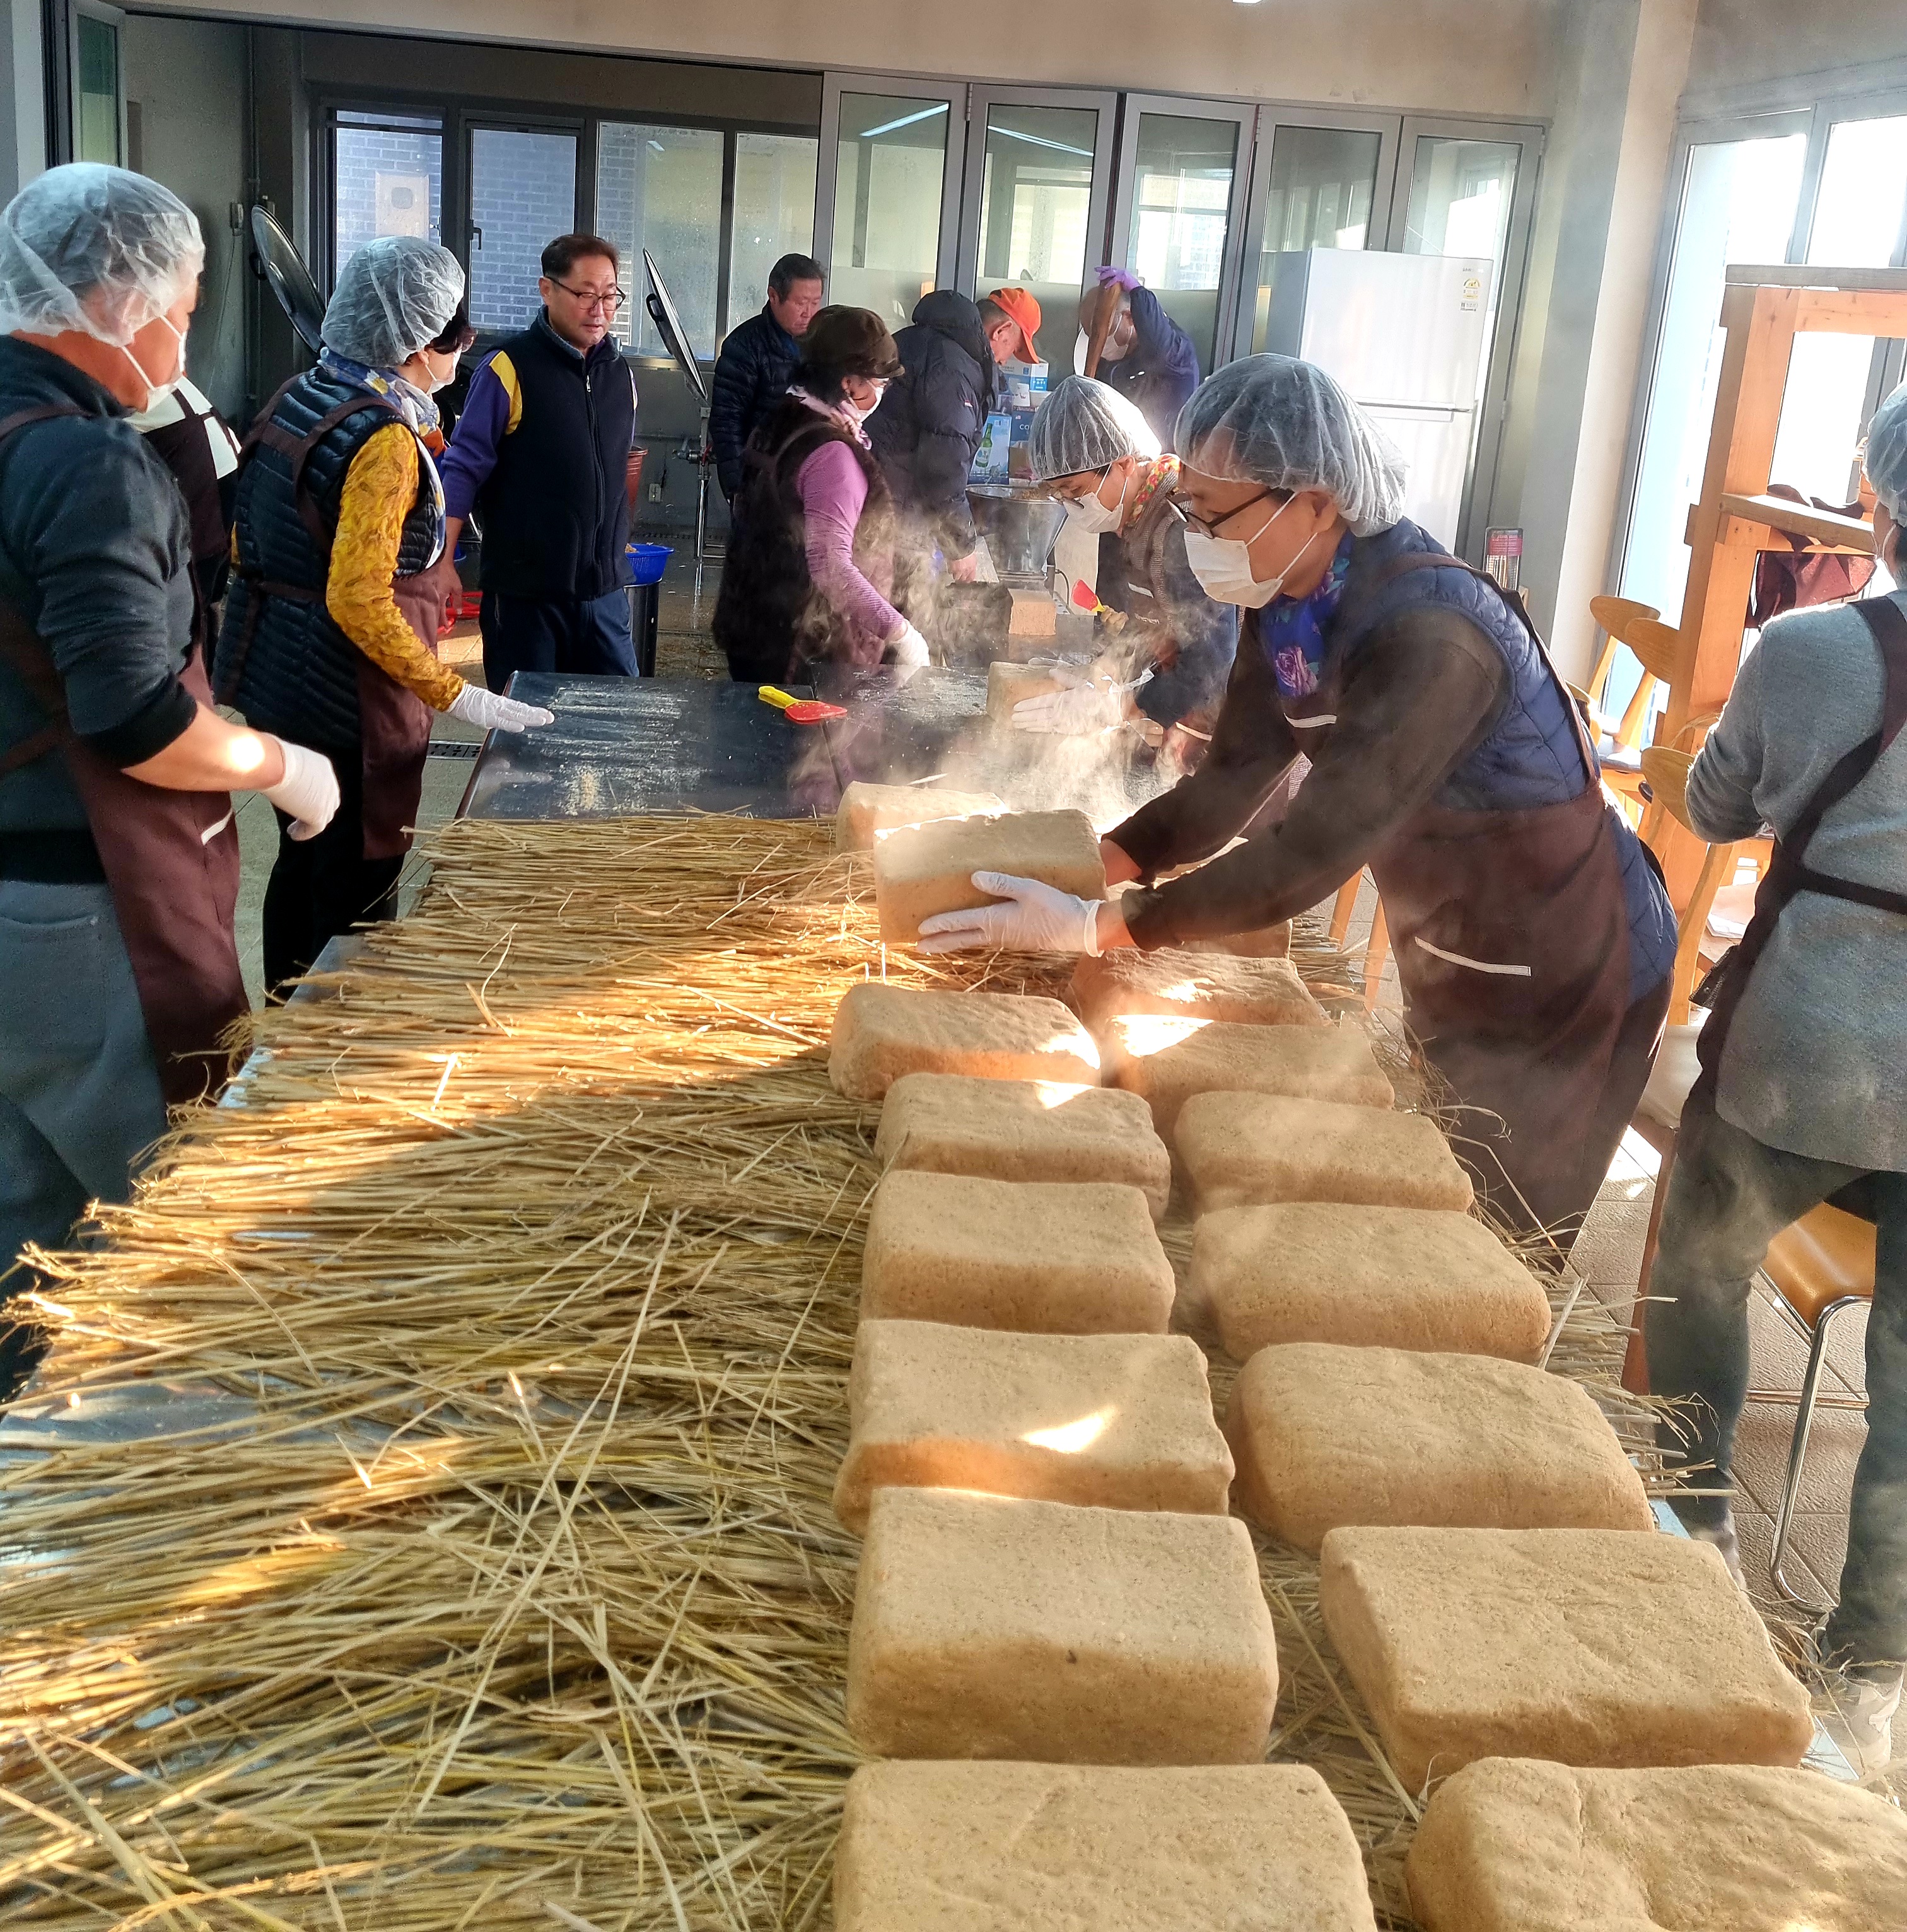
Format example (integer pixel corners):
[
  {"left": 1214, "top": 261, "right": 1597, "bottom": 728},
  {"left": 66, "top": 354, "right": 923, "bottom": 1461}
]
[{"left": 627, "top": 580, "right": 661, "bottom": 678}]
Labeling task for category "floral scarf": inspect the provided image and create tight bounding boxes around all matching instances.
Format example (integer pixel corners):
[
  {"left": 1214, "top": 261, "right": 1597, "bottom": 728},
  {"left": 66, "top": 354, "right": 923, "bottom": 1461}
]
[
  {"left": 318, "top": 347, "right": 445, "bottom": 452},
  {"left": 1261, "top": 529, "right": 1355, "bottom": 701},
  {"left": 789, "top": 384, "right": 872, "bottom": 450}
]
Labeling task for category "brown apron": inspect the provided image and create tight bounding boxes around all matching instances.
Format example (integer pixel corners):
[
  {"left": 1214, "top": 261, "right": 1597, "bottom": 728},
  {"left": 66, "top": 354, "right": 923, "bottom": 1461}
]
[
  {"left": 0, "top": 404, "right": 247, "bottom": 1107},
  {"left": 218, "top": 381, "right": 444, "bottom": 861},
  {"left": 1689, "top": 595, "right": 1907, "bottom": 1116},
  {"left": 1289, "top": 550, "right": 1639, "bottom": 1230}
]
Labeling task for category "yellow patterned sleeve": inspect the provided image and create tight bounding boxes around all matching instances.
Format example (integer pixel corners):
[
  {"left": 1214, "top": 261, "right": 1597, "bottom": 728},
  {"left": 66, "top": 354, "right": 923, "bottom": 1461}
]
[{"left": 324, "top": 422, "right": 465, "bottom": 711}]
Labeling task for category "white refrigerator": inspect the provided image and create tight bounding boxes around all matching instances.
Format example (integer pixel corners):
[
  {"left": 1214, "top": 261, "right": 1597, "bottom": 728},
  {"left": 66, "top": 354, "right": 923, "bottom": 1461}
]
[{"left": 1261, "top": 249, "right": 1494, "bottom": 549}]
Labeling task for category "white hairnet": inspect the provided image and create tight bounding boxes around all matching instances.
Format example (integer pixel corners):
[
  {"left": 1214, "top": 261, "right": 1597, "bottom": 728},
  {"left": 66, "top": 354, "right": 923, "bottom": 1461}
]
[
  {"left": 0, "top": 163, "right": 202, "bottom": 346},
  {"left": 1868, "top": 380, "right": 1907, "bottom": 525},
  {"left": 1029, "top": 375, "right": 1159, "bottom": 482},
  {"left": 1174, "top": 354, "right": 1408, "bottom": 537},
  {"left": 322, "top": 236, "right": 465, "bottom": 368}
]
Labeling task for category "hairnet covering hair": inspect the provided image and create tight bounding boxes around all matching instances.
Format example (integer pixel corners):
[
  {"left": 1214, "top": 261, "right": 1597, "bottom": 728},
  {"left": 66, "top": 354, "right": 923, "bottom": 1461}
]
[
  {"left": 1175, "top": 354, "right": 1408, "bottom": 537},
  {"left": 0, "top": 163, "right": 203, "bottom": 346},
  {"left": 322, "top": 236, "right": 466, "bottom": 368},
  {"left": 1869, "top": 380, "right": 1907, "bottom": 523},
  {"left": 1029, "top": 375, "right": 1160, "bottom": 482}
]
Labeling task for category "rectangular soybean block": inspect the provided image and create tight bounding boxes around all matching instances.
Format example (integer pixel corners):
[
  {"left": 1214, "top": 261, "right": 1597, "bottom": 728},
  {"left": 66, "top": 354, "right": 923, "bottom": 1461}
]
[
  {"left": 1193, "top": 1204, "right": 1551, "bottom": 1363},
  {"left": 833, "top": 1320, "right": 1233, "bottom": 1532},
  {"left": 1071, "top": 945, "right": 1324, "bottom": 1029},
  {"left": 1104, "top": 1017, "right": 1393, "bottom": 1136},
  {"left": 1406, "top": 1758, "right": 1907, "bottom": 1932},
  {"left": 1225, "top": 1344, "right": 1653, "bottom": 1554},
  {"left": 862, "top": 1170, "right": 1174, "bottom": 1334},
  {"left": 829, "top": 984, "right": 1100, "bottom": 1100},
  {"left": 874, "top": 1073, "right": 1171, "bottom": 1219},
  {"left": 1318, "top": 1527, "right": 1814, "bottom": 1789},
  {"left": 835, "top": 781, "right": 1005, "bottom": 851},
  {"left": 1177, "top": 1092, "right": 1473, "bottom": 1216},
  {"left": 874, "top": 808, "right": 1105, "bottom": 944},
  {"left": 838, "top": 1760, "right": 1380, "bottom": 1932},
  {"left": 846, "top": 1488, "right": 1280, "bottom": 1764},
  {"left": 987, "top": 658, "right": 1065, "bottom": 720}
]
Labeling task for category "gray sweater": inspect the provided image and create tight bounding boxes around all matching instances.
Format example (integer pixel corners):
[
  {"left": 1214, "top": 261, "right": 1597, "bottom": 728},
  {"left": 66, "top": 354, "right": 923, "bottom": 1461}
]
[{"left": 1686, "top": 588, "right": 1907, "bottom": 1169}]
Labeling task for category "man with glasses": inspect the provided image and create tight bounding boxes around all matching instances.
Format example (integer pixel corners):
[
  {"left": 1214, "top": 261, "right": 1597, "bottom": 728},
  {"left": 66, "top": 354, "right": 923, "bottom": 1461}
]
[{"left": 438, "top": 232, "right": 641, "bottom": 686}]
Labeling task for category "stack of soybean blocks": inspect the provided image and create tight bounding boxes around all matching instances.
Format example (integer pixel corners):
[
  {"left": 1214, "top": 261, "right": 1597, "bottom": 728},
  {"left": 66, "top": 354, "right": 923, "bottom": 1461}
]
[
  {"left": 827, "top": 801, "right": 1378, "bottom": 1929},
  {"left": 824, "top": 803, "right": 1906, "bottom": 1929}
]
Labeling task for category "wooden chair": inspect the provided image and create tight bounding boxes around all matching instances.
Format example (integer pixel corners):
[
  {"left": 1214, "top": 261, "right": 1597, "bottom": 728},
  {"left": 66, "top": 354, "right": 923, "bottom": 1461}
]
[
  {"left": 1327, "top": 870, "right": 1389, "bottom": 1011},
  {"left": 1583, "top": 601, "right": 1682, "bottom": 818},
  {"left": 1623, "top": 752, "right": 1874, "bottom": 1609}
]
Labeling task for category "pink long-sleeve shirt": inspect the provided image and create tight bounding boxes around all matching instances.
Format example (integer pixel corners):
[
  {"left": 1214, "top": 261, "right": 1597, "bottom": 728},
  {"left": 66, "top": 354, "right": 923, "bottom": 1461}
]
[{"left": 796, "top": 439, "right": 902, "bottom": 663}]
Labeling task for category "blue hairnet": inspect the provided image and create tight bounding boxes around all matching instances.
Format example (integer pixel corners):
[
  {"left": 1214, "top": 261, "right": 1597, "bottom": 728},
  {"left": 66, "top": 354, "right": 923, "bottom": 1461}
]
[
  {"left": 1028, "top": 375, "right": 1159, "bottom": 482},
  {"left": 1174, "top": 354, "right": 1408, "bottom": 537},
  {"left": 0, "top": 163, "right": 202, "bottom": 346},
  {"left": 1868, "top": 381, "right": 1907, "bottom": 525},
  {"left": 323, "top": 236, "right": 464, "bottom": 368}
]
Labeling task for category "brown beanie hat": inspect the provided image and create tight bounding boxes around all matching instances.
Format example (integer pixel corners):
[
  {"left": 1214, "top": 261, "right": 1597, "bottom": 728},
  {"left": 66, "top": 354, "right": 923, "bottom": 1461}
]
[{"left": 796, "top": 305, "right": 904, "bottom": 387}]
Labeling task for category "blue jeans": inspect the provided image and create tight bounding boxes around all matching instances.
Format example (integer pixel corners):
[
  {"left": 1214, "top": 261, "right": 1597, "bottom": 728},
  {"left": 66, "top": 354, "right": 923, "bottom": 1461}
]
[
  {"left": 0, "top": 880, "right": 169, "bottom": 1397},
  {"left": 480, "top": 588, "right": 636, "bottom": 687},
  {"left": 1648, "top": 1093, "right": 1907, "bottom": 1672}
]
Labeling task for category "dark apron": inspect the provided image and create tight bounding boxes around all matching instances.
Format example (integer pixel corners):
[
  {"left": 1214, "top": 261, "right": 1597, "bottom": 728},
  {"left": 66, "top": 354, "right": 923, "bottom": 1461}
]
[
  {"left": 1288, "top": 550, "right": 1638, "bottom": 1230},
  {"left": 0, "top": 404, "right": 247, "bottom": 1108},
  {"left": 1689, "top": 595, "right": 1907, "bottom": 1119},
  {"left": 218, "top": 382, "right": 442, "bottom": 861}
]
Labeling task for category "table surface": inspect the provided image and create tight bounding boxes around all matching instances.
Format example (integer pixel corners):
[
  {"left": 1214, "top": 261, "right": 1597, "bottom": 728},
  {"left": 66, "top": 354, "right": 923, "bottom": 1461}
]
[{"left": 459, "top": 675, "right": 837, "bottom": 820}]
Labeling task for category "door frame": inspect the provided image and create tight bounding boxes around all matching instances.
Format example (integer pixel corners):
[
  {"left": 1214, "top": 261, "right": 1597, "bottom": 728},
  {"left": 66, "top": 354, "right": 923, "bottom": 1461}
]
[
  {"left": 456, "top": 111, "right": 587, "bottom": 338},
  {"left": 955, "top": 82, "right": 1119, "bottom": 306},
  {"left": 1105, "top": 91, "right": 1256, "bottom": 371},
  {"left": 814, "top": 73, "right": 969, "bottom": 297},
  {"left": 1227, "top": 103, "right": 1404, "bottom": 363},
  {"left": 66, "top": 0, "right": 129, "bottom": 168},
  {"left": 1388, "top": 114, "right": 1543, "bottom": 559}
]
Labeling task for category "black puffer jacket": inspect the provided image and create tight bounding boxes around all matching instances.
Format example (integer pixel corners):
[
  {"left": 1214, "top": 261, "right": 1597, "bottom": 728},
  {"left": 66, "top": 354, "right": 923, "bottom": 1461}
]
[
  {"left": 709, "top": 305, "right": 802, "bottom": 500},
  {"left": 867, "top": 291, "right": 997, "bottom": 560}
]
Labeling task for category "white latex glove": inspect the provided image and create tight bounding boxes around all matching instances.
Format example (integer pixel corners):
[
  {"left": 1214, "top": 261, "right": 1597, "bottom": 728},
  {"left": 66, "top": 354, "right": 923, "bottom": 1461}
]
[
  {"left": 448, "top": 684, "right": 556, "bottom": 734},
  {"left": 260, "top": 738, "right": 341, "bottom": 842},
  {"left": 916, "top": 872, "right": 1102, "bottom": 956},
  {"left": 887, "top": 621, "right": 932, "bottom": 669},
  {"left": 1013, "top": 680, "right": 1129, "bottom": 735}
]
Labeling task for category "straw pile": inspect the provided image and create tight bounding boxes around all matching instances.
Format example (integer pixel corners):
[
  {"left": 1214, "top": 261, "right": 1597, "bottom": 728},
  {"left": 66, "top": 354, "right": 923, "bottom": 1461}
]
[{"left": 0, "top": 817, "right": 1675, "bottom": 1929}]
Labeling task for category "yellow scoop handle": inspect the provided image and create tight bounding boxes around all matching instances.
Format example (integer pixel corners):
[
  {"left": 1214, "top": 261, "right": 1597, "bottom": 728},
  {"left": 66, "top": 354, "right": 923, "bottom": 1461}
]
[{"left": 758, "top": 685, "right": 798, "bottom": 712}]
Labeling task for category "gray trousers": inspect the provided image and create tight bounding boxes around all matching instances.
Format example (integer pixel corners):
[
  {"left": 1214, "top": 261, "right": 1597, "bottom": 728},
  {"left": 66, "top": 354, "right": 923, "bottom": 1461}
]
[
  {"left": 1648, "top": 1094, "right": 1907, "bottom": 1673},
  {"left": 0, "top": 880, "right": 169, "bottom": 1307}
]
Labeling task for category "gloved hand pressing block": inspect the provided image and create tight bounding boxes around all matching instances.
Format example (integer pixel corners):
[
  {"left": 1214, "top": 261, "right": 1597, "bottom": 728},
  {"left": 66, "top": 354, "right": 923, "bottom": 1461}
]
[
  {"left": 873, "top": 808, "right": 1104, "bottom": 945},
  {"left": 1225, "top": 1343, "right": 1653, "bottom": 1554},
  {"left": 846, "top": 1489, "right": 1280, "bottom": 1764},
  {"left": 986, "top": 659, "right": 1070, "bottom": 724},
  {"left": 836, "top": 1762, "right": 1381, "bottom": 1932},
  {"left": 834, "top": 781, "right": 1005, "bottom": 852},
  {"left": 861, "top": 1169, "right": 1174, "bottom": 1334},
  {"left": 832, "top": 1320, "right": 1232, "bottom": 1532}
]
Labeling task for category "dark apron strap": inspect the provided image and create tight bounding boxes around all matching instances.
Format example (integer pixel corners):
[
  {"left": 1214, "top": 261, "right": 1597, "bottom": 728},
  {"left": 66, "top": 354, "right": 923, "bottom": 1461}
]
[{"left": 1692, "top": 594, "right": 1907, "bottom": 1105}]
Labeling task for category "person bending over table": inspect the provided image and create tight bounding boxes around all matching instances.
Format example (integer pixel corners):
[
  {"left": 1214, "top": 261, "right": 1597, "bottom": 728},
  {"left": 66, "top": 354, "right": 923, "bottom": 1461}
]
[{"left": 921, "top": 354, "right": 1676, "bottom": 1246}]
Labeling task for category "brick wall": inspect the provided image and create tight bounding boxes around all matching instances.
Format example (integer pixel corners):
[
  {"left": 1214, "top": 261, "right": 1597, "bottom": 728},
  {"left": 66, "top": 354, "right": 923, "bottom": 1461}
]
[
  {"left": 469, "top": 129, "right": 578, "bottom": 333},
  {"left": 334, "top": 126, "right": 443, "bottom": 272}
]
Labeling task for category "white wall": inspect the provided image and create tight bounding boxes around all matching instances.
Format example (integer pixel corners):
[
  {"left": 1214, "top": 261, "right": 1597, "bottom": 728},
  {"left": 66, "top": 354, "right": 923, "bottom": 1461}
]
[
  {"left": 1687, "top": 0, "right": 1907, "bottom": 99},
  {"left": 134, "top": 0, "right": 1564, "bottom": 122}
]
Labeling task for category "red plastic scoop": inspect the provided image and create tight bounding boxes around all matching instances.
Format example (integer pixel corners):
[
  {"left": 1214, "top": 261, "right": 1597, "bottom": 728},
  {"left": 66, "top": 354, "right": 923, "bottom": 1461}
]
[{"left": 758, "top": 684, "right": 847, "bottom": 724}]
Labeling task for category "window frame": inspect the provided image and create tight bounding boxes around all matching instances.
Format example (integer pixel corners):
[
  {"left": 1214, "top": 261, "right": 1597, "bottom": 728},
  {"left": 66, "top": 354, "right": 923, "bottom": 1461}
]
[
  {"left": 1106, "top": 92, "right": 1257, "bottom": 373},
  {"left": 319, "top": 100, "right": 450, "bottom": 291}
]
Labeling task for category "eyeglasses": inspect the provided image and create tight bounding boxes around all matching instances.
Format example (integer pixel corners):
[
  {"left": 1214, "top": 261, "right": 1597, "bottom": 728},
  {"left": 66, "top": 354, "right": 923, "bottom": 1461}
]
[
  {"left": 549, "top": 278, "right": 627, "bottom": 312},
  {"left": 1172, "top": 486, "right": 1279, "bottom": 538}
]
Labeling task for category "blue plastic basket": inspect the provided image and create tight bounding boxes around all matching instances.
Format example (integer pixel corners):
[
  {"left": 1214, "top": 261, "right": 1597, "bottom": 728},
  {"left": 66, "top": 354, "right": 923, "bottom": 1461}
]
[{"left": 626, "top": 542, "right": 673, "bottom": 586}]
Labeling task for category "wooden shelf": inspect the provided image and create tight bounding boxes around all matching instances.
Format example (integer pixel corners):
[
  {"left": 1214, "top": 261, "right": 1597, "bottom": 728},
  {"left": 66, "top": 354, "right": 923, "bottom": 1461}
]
[{"left": 1718, "top": 491, "right": 1874, "bottom": 554}]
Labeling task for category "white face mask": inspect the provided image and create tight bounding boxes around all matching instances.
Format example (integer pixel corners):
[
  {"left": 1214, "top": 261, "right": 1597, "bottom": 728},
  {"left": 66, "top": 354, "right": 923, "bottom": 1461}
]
[
  {"left": 122, "top": 314, "right": 187, "bottom": 412},
  {"left": 1182, "top": 494, "right": 1314, "bottom": 608},
  {"left": 1064, "top": 463, "right": 1130, "bottom": 535}
]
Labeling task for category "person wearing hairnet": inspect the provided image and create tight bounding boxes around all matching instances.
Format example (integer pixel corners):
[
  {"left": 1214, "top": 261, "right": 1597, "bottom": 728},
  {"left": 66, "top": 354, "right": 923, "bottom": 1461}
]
[
  {"left": 924, "top": 354, "right": 1676, "bottom": 1244},
  {"left": 1014, "top": 375, "right": 1236, "bottom": 752},
  {"left": 0, "top": 164, "right": 339, "bottom": 1354},
  {"left": 1636, "top": 382, "right": 1907, "bottom": 1773},
  {"left": 216, "top": 235, "right": 552, "bottom": 995}
]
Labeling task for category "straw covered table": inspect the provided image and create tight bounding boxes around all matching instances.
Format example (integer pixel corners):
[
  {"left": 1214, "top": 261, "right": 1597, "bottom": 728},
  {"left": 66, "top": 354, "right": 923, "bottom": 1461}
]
[{"left": 0, "top": 817, "right": 1658, "bottom": 1929}]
